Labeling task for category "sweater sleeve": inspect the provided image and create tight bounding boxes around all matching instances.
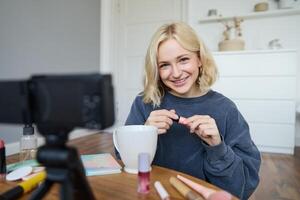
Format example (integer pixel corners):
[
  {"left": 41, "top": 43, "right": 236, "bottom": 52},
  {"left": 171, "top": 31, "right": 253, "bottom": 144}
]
[
  {"left": 125, "top": 95, "right": 148, "bottom": 125},
  {"left": 202, "top": 105, "right": 261, "bottom": 200}
]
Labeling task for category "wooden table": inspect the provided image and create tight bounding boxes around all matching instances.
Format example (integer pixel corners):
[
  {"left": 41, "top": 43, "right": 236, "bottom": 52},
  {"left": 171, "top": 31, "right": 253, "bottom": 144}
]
[{"left": 1, "top": 133, "right": 237, "bottom": 200}]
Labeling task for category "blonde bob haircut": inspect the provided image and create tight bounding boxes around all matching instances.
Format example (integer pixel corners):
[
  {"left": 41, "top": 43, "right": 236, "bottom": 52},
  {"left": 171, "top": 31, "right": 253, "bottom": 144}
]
[{"left": 143, "top": 22, "right": 218, "bottom": 107}]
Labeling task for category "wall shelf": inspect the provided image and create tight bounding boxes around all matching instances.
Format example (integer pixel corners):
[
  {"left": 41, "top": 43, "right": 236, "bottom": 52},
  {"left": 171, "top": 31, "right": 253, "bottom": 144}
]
[{"left": 199, "top": 8, "right": 300, "bottom": 23}]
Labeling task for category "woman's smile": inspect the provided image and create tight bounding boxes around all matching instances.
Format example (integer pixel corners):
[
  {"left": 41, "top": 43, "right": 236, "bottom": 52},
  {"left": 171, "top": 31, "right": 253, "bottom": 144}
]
[{"left": 171, "top": 76, "right": 189, "bottom": 87}]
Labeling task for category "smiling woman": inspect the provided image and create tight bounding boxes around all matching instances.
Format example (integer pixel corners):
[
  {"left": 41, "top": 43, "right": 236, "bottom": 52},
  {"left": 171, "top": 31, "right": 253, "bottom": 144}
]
[
  {"left": 144, "top": 22, "right": 218, "bottom": 107},
  {"left": 157, "top": 39, "right": 202, "bottom": 98},
  {"left": 124, "top": 22, "right": 261, "bottom": 200}
]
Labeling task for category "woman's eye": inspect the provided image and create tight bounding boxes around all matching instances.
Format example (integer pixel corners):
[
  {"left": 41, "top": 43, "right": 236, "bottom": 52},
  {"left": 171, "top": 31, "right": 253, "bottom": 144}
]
[
  {"left": 159, "top": 63, "right": 169, "bottom": 68},
  {"left": 179, "top": 57, "right": 189, "bottom": 63}
]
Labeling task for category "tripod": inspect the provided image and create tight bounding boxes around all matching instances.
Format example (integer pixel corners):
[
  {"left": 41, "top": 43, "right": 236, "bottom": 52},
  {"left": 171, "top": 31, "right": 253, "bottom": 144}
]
[{"left": 29, "top": 129, "right": 95, "bottom": 200}]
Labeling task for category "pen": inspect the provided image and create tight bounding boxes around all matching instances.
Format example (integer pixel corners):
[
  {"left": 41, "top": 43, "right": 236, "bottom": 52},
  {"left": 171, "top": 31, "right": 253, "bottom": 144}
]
[
  {"left": 0, "top": 171, "right": 46, "bottom": 200},
  {"left": 177, "top": 175, "right": 232, "bottom": 200},
  {"left": 0, "top": 139, "right": 6, "bottom": 181},
  {"left": 169, "top": 177, "right": 204, "bottom": 200},
  {"left": 154, "top": 181, "right": 170, "bottom": 200}
]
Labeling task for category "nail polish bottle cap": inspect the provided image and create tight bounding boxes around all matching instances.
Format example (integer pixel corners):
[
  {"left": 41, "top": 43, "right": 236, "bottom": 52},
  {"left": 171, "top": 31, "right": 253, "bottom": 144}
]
[
  {"left": 138, "top": 153, "right": 150, "bottom": 173},
  {"left": 23, "top": 124, "right": 34, "bottom": 135}
]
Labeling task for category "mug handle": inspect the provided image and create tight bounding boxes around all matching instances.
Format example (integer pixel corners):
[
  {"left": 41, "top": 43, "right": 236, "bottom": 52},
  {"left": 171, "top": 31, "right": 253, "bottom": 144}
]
[{"left": 113, "top": 129, "right": 120, "bottom": 152}]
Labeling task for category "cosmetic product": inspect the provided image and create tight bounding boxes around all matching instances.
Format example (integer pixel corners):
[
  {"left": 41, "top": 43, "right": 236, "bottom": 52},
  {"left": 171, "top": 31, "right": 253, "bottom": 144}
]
[
  {"left": 154, "top": 181, "right": 170, "bottom": 200},
  {"left": 19, "top": 124, "right": 37, "bottom": 164},
  {"left": 173, "top": 116, "right": 189, "bottom": 126},
  {"left": 137, "top": 153, "right": 150, "bottom": 194},
  {"left": 6, "top": 166, "right": 33, "bottom": 181},
  {"left": 173, "top": 116, "right": 180, "bottom": 123},
  {"left": 22, "top": 166, "right": 45, "bottom": 181},
  {"left": 169, "top": 177, "right": 203, "bottom": 200},
  {"left": 0, "top": 171, "right": 46, "bottom": 200},
  {"left": 173, "top": 116, "right": 182, "bottom": 123},
  {"left": 207, "top": 191, "right": 233, "bottom": 200},
  {"left": 0, "top": 139, "right": 6, "bottom": 181},
  {"left": 177, "top": 175, "right": 232, "bottom": 200}
]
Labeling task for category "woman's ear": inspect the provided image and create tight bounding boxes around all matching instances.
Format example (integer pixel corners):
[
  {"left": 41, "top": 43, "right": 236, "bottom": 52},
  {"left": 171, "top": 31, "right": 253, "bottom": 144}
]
[
  {"left": 197, "top": 54, "right": 202, "bottom": 68},
  {"left": 198, "top": 60, "right": 202, "bottom": 68},
  {"left": 199, "top": 66, "right": 203, "bottom": 78}
]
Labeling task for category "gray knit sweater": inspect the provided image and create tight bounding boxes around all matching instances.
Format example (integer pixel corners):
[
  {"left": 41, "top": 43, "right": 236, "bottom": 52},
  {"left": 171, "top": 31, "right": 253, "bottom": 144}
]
[{"left": 125, "top": 90, "right": 261, "bottom": 199}]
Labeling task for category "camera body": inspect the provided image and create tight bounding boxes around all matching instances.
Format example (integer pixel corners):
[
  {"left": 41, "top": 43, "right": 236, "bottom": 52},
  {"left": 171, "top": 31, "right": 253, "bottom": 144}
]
[{"left": 0, "top": 73, "right": 115, "bottom": 134}]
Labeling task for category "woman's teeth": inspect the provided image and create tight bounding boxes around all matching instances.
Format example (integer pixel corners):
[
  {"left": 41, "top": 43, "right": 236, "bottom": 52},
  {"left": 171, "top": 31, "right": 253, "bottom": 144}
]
[{"left": 173, "top": 77, "right": 187, "bottom": 86}]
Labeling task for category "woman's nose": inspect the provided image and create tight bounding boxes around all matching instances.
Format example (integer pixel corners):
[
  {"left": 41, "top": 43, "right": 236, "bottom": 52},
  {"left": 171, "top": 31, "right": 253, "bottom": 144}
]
[{"left": 171, "top": 64, "right": 182, "bottom": 78}]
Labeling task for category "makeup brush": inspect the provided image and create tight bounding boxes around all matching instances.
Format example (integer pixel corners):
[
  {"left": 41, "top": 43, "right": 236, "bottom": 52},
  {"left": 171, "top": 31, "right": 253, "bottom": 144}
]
[
  {"left": 177, "top": 175, "right": 232, "bottom": 200},
  {"left": 169, "top": 177, "right": 204, "bottom": 200}
]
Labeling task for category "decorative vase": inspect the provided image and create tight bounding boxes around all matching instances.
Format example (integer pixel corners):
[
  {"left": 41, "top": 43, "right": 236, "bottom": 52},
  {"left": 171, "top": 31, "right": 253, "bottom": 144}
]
[
  {"left": 218, "top": 38, "right": 245, "bottom": 51},
  {"left": 254, "top": 2, "right": 269, "bottom": 12}
]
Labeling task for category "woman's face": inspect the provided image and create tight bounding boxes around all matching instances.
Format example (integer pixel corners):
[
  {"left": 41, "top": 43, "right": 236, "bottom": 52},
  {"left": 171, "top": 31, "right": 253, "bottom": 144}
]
[{"left": 157, "top": 39, "right": 202, "bottom": 98}]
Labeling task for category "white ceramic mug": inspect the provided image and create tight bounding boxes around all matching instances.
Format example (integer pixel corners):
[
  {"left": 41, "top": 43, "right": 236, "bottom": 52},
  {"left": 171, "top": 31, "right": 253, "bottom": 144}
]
[{"left": 113, "top": 125, "right": 158, "bottom": 174}]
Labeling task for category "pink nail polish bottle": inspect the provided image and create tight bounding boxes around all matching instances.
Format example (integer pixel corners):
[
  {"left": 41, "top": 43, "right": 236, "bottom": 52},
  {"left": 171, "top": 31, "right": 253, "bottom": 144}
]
[{"left": 137, "top": 153, "right": 150, "bottom": 194}]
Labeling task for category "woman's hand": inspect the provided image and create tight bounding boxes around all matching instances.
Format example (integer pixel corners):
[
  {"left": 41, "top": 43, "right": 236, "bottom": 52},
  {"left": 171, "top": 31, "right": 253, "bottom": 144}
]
[
  {"left": 186, "top": 115, "right": 221, "bottom": 146},
  {"left": 145, "top": 109, "right": 178, "bottom": 134}
]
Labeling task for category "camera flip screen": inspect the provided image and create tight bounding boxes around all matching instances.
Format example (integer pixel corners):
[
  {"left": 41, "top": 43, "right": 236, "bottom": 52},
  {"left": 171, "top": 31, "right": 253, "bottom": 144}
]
[{"left": 0, "top": 73, "right": 115, "bottom": 132}]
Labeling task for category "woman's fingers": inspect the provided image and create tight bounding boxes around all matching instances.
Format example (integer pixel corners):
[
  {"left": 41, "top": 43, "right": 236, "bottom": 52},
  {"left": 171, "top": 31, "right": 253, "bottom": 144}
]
[
  {"left": 151, "top": 109, "right": 178, "bottom": 120},
  {"left": 156, "top": 121, "right": 171, "bottom": 130},
  {"left": 145, "top": 109, "right": 178, "bottom": 134},
  {"left": 188, "top": 116, "right": 215, "bottom": 133},
  {"left": 196, "top": 127, "right": 215, "bottom": 138},
  {"left": 186, "top": 115, "right": 221, "bottom": 146},
  {"left": 146, "top": 115, "right": 173, "bottom": 126}
]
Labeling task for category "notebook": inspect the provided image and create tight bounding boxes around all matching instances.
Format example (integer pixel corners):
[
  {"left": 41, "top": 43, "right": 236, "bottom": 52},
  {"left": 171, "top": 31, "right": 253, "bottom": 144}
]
[{"left": 80, "top": 153, "right": 122, "bottom": 176}]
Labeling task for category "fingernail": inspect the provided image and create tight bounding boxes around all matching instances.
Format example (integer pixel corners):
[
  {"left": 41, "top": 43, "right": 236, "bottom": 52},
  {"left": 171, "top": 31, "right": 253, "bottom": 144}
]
[{"left": 173, "top": 115, "right": 180, "bottom": 123}]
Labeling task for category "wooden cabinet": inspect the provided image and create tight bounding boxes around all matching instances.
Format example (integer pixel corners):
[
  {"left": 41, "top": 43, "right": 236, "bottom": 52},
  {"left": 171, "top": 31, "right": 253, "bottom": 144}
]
[{"left": 212, "top": 49, "right": 297, "bottom": 154}]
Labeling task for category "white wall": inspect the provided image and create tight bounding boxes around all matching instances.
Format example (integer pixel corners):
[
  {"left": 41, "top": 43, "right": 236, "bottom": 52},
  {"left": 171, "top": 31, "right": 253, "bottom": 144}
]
[
  {"left": 0, "top": 0, "right": 100, "bottom": 144},
  {"left": 188, "top": 0, "right": 300, "bottom": 146}
]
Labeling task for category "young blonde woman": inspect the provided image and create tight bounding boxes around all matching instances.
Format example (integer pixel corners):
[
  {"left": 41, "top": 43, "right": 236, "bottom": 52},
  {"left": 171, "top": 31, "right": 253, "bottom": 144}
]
[{"left": 125, "top": 22, "right": 261, "bottom": 199}]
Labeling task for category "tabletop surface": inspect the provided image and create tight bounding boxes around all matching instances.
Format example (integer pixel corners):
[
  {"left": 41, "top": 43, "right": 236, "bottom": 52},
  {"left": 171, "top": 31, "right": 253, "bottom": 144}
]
[{"left": 1, "top": 133, "right": 237, "bottom": 200}]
